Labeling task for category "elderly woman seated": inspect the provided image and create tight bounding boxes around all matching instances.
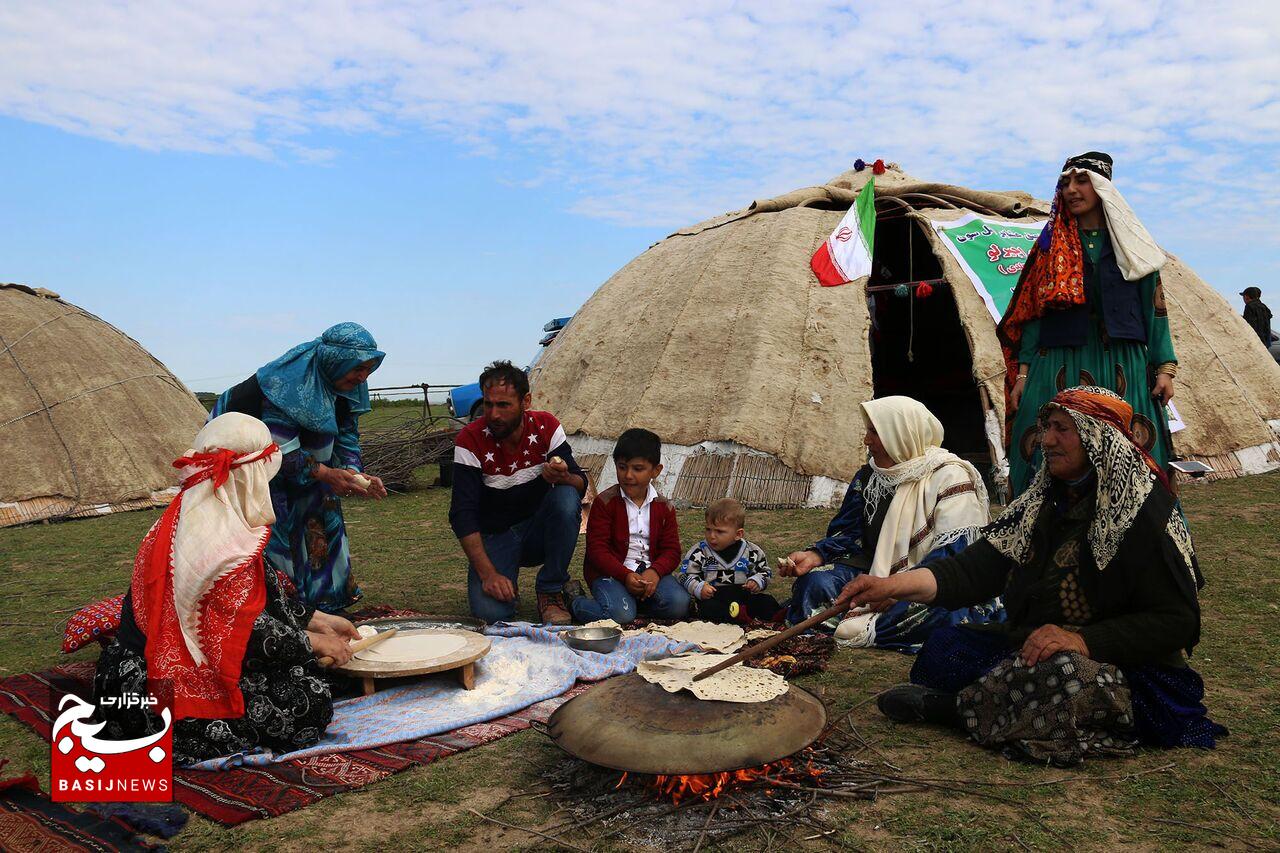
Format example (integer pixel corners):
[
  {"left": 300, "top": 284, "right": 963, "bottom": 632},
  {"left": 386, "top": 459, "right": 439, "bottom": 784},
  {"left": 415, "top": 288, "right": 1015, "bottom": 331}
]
[
  {"left": 839, "top": 387, "right": 1226, "bottom": 765},
  {"left": 93, "top": 413, "right": 360, "bottom": 764},
  {"left": 781, "top": 396, "right": 1003, "bottom": 651}
]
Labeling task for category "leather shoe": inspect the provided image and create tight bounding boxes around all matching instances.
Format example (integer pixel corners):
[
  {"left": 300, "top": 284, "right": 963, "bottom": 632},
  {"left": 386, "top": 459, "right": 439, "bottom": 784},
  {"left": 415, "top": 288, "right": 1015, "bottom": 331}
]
[{"left": 877, "top": 683, "right": 959, "bottom": 727}]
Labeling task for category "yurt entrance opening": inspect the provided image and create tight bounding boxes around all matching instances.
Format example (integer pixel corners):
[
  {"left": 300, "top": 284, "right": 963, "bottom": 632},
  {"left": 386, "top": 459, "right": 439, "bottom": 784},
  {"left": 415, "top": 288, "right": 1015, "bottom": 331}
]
[{"left": 867, "top": 214, "right": 989, "bottom": 465}]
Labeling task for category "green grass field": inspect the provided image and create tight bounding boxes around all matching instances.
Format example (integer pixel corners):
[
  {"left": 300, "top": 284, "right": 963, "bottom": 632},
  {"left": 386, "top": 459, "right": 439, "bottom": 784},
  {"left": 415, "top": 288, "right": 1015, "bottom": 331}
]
[{"left": 2, "top": 473, "right": 1277, "bottom": 850}]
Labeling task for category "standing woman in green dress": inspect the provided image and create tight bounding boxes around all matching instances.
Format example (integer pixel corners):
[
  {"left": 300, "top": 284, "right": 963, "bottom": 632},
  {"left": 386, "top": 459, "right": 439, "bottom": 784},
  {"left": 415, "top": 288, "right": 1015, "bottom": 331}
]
[{"left": 1000, "top": 152, "right": 1177, "bottom": 497}]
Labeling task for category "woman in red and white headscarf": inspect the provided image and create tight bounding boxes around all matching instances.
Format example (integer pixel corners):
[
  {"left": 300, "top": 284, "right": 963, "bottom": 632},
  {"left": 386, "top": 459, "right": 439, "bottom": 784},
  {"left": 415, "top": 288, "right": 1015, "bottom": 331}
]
[
  {"left": 93, "top": 413, "right": 360, "bottom": 764},
  {"left": 837, "top": 387, "right": 1225, "bottom": 766}
]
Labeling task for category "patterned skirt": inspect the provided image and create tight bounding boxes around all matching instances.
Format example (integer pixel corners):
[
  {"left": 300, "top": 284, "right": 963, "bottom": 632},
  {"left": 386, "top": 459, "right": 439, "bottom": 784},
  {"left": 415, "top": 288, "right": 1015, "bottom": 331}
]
[
  {"left": 1009, "top": 338, "right": 1171, "bottom": 497},
  {"left": 910, "top": 626, "right": 1226, "bottom": 766},
  {"left": 268, "top": 480, "right": 361, "bottom": 613},
  {"left": 93, "top": 638, "right": 334, "bottom": 766}
]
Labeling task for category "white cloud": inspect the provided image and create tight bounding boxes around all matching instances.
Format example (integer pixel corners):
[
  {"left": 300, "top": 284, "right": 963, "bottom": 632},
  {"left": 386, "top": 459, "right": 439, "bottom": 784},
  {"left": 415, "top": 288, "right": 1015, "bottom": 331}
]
[{"left": 0, "top": 0, "right": 1277, "bottom": 242}]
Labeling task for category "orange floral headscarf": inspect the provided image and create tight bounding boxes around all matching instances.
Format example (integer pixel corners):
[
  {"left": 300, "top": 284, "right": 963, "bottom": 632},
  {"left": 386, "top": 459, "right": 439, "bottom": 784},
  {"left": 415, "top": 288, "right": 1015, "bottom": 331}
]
[
  {"left": 1043, "top": 387, "right": 1168, "bottom": 491},
  {"left": 996, "top": 194, "right": 1087, "bottom": 405}
]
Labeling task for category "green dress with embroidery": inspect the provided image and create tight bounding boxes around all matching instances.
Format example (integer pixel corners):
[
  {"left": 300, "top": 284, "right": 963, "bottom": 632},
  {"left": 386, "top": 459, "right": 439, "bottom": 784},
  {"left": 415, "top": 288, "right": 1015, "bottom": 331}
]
[{"left": 1009, "top": 227, "right": 1176, "bottom": 496}]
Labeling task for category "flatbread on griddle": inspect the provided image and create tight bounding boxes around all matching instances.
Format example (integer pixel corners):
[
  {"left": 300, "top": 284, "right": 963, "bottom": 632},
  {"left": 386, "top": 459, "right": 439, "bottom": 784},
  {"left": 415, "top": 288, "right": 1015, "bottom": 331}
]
[{"left": 637, "top": 654, "right": 788, "bottom": 703}]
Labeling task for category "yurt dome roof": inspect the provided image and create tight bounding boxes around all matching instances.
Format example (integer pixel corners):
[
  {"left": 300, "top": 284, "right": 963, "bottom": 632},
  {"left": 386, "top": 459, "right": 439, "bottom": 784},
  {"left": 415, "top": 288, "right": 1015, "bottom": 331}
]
[
  {"left": 1, "top": 283, "right": 208, "bottom": 526},
  {"left": 532, "top": 164, "right": 1280, "bottom": 507}
]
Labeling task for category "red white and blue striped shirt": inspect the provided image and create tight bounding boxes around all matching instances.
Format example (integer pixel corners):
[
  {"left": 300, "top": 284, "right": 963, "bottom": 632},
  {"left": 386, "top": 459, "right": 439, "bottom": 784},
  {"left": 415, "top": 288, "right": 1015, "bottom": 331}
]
[{"left": 448, "top": 410, "right": 586, "bottom": 537}]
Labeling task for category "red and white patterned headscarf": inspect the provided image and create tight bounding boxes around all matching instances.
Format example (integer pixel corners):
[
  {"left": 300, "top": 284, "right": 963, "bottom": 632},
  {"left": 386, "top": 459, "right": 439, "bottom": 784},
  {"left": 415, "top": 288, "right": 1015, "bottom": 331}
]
[{"left": 130, "top": 413, "right": 281, "bottom": 719}]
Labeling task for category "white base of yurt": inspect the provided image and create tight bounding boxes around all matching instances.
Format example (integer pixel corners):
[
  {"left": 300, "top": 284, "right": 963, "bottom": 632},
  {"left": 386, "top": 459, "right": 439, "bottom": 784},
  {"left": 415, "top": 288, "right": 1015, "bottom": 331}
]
[
  {"left": 1179, "top": 420, "right": 1280, "bottom": 483},
  {"left": 0, "top": 487, "right": 179, "bottom": 528},
  {"left": 568, "top": 434, "right": 849, "bottom": 509}
]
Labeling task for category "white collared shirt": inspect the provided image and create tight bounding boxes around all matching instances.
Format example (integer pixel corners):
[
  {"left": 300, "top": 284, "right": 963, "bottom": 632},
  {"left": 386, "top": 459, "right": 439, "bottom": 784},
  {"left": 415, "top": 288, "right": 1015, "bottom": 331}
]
[{"left": 621, "top": 483, "right": 657, "bottom": 572}]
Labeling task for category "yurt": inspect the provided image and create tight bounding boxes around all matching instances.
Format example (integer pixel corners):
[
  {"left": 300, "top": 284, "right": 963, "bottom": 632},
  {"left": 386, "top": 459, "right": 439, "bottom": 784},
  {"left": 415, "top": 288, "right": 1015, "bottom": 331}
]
[
  {"left": 0, "top": 283, "right": 208, "bottom": 526},
  {"left": 532, "top": 164, "right": 1280, "bottom": 507}
]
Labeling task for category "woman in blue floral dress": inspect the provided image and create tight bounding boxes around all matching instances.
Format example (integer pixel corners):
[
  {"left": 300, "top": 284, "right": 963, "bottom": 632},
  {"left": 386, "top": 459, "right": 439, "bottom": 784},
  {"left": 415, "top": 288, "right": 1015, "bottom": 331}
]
[{"left": 213, "top": 323, "right": 386, "bottom": 611}]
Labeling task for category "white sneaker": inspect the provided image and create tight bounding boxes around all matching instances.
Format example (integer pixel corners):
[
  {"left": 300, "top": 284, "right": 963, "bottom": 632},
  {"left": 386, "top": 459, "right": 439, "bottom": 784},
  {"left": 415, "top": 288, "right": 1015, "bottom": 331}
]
[{"left": 833, "top": 611, "right": 877, "bottom": 647}]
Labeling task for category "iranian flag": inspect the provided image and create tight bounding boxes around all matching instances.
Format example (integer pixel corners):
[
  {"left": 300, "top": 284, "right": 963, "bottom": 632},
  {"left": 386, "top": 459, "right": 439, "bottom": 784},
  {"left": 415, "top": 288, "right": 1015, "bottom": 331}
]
[{"left": 811, "top": 178, "right": 876, "bottom": 287}]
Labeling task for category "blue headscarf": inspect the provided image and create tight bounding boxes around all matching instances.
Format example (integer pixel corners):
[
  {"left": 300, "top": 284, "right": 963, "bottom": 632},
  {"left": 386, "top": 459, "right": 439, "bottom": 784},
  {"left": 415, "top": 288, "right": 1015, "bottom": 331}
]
[{"left": 256, "top": 323, "right": 385, "bottom": 434}]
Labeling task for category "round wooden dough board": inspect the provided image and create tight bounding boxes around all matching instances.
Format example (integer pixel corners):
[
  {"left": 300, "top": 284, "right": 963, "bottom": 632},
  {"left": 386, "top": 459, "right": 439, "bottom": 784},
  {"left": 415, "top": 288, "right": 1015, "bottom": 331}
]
[{"left": 335, "top": 628, "right": 492, "bottom": 694}]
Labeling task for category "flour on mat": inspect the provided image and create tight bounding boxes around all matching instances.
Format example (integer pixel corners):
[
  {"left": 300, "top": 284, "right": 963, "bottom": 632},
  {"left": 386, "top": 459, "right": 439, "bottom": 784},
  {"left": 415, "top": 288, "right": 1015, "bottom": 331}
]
[
  {"left": 449, "top": 653, "right": 528, "bottom": 704},
  {"left": 637, "top": 654, "right": 788, "bottom": 703}
]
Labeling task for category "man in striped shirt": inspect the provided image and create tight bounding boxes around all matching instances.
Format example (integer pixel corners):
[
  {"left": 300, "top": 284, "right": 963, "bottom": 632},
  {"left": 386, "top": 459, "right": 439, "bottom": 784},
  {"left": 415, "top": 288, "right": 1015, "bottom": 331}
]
[{"left": 449, "top": 361, "right": 587, "bottom": 624}]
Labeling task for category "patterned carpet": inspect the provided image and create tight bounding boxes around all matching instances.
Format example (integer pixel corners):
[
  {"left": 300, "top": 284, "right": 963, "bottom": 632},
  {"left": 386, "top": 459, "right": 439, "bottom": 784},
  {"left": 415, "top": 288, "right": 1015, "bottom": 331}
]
[
  {"left": 0, "top": 767, "right": 156, "bottom": 850},
  {"left": 0, "top": 660, "right": 584, "bottom": 825}
]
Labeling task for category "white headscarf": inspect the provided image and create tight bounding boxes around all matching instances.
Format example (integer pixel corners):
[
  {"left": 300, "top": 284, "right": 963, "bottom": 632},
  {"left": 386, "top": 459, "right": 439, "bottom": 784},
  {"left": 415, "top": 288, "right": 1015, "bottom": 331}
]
[
  {"left": 861, "top": 397, "right": 990, "bottom": 578},
  {"left": 170, "top": 413, "right": 282, "bottom": 664},
  {"left": 1069, "top": 169, "right": 1166, "bottom": 282}
]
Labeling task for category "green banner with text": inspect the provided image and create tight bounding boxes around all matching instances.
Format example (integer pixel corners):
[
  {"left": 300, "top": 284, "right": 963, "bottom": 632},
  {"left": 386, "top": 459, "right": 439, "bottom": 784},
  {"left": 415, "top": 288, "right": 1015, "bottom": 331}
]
[{"left": 931, "top": 214, "right": 1047, "bottom": 322}]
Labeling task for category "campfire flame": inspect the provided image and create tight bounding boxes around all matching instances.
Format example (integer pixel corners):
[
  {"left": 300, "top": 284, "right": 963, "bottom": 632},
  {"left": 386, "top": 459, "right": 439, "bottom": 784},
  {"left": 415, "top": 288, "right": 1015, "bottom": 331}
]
[{"left": 623, "top": 751, "right": 823, "bottom": 804}]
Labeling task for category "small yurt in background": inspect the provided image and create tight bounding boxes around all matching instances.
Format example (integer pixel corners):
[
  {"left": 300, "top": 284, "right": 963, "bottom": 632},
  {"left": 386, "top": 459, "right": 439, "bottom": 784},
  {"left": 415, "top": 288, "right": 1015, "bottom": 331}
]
[
  {"left": 532, "top": 164, "right": 1280, "bottom": 507},
  {"left": 0, "top": 283, "right": 208, "bottom": 527}
]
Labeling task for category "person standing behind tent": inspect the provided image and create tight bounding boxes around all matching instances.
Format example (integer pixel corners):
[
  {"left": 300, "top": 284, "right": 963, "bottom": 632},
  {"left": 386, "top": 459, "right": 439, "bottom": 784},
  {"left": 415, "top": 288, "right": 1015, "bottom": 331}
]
[
  {"left": 1001, "top": 152, "right": 1177, "bottom": 498},
  {"left": 211, "top": 322, "right": 386, "bottom": 612},
  {"left": 1240, "top": 287, "right": 1272, "bottom": 348}
]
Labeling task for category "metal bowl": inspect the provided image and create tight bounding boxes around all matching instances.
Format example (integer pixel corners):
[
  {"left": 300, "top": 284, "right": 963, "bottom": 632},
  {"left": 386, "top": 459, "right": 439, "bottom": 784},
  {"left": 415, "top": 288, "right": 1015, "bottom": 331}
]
[{"left": 562, "top": 626, "right": 622, "bottom": 654}]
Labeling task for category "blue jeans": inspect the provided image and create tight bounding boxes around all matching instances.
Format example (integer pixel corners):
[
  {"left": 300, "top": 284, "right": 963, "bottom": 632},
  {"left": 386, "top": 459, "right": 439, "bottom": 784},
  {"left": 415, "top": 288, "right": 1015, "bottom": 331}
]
[
  {"left": 467, "top": 484, "right": 582, "bottom": 622},
  {"left": 570, "top": 575, "right": 690, "bottom": 623}
]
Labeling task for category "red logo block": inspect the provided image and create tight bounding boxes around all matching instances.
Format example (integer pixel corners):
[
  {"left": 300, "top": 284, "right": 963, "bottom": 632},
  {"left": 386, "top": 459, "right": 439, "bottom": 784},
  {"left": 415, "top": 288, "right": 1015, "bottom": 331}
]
[{"left": 51, "top": 692, "right": 173, "bottom": 802}]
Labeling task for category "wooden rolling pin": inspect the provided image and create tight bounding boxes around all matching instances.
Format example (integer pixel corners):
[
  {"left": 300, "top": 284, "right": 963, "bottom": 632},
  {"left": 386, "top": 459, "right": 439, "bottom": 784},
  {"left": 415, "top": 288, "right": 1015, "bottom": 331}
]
[
  {"left": 318, "top": 626, "right": 398, "bottom": 667},
  {"left": 692, "top": 602, "right": 848, "bottom": 682}
]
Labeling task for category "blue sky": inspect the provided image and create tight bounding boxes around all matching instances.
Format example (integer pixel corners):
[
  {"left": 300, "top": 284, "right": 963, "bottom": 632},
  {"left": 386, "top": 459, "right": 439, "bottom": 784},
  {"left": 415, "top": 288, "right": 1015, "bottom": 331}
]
[
  {"left": 2, "top": 1, "right": 1276, "bottom": 391},
  {"left": 1, "top": 116, "right": 643, "bottom": 389}
]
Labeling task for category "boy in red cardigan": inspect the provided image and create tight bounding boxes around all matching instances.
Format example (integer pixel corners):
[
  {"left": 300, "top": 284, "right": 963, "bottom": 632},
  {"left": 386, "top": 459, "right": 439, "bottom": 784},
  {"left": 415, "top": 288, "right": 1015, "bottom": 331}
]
[{"left": 568, "top": 429, "right": 690, "bottom": 624}]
